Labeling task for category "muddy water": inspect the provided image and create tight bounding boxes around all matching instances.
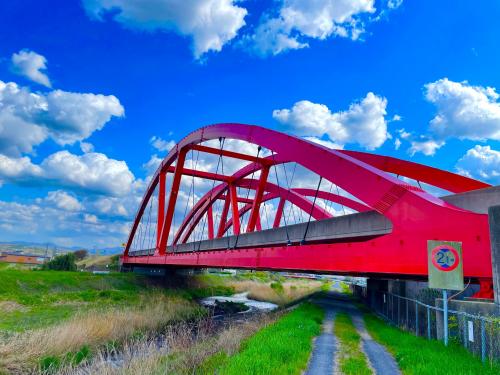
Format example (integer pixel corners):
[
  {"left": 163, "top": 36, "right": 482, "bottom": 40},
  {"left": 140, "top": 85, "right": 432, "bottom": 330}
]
[
  {"left": 67, "top": 292, "right": 277, "bottom": 373},
  {"left": 200, "top": 292, "right": 278, "bottom": 314}
]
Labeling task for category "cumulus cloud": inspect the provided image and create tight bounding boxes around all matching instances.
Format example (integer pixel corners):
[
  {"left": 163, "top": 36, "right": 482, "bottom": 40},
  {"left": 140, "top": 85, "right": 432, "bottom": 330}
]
[
  {"left": 11, "top": 50, "right": 51, "bottom": 87},
  {"left": 150, "top": 136, "right": 175, "bottom": 152},
  {"left": 0, "top": 151, "right": 135, "bottom": 196},
  {"left": 42, "top": 90, "right": 125, "bottom": 144},
  {"left": 0, "top": 155, "right": 41, "bottom": 184},
  {"left": 43, "top": 190, "right": 83, "bottom": 211},
  {"left": 42, "top": 151, "right": 135, "bottom": 196},
  {"left": 456, "top": 145, "right": 500, "bottom": 183},
  {"left": 394, "top": 138, "right": 401, "bottom": 150},
  {"left": 273, "top": 92, "right": 389, "bottom": 150},
  {"left": 304, "top": 136, "right": 343, "bottom": 150},
  {"left": 425, "top": 78, "right": 500, "bottom": 141},
  {"left": 246, "top": 0, "right": 375, "bottom": 56},
  {"left": 408, "top": 139, "right": 444, "bottom": 156},
  {"left": 0, "top": 80, "right": 124, "bottom": 156},
  {"left": 0, "top": 199, "right": 130, "bottom": 247},
  {"left": 83, "top": 0, "right": 247, "bottom": 58}
]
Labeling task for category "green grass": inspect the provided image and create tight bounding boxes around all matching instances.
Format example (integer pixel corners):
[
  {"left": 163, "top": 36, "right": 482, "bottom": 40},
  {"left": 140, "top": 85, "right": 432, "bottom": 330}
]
[
  {"left": 340, "top": 282, "right": 352, "bottom": 294},
  {"left": 334, "top": 313, "right": 372, "bottom": 375},
  {"left": 0, "top": 268, "right": 156, "bottom": 332},
  {"left": 363, "top": 313, "right": 500, "bottom": 375},
  {"left": 208, "top": 303, "right": 324, "bottom": 375}
]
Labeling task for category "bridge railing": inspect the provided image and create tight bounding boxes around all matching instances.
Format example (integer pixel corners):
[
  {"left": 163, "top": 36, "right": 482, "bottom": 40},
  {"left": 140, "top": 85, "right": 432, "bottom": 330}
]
[{"left": 353, "top": 287, "right": 500, "bottom": 364}]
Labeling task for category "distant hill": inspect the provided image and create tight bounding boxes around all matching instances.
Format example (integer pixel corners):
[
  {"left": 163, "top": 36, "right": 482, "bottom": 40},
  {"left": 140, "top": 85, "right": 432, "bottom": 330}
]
[{"left": 0, "top": 241, "right": 123, "bottom": 255}]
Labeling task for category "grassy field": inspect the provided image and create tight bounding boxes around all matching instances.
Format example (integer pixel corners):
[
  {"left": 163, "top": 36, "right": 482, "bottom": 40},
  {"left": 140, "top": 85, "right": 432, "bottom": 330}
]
[
  {"left": 334, "top": 312, "right": 372, "bottom": 375},
  {"left": 200, "top": 303, "right": 324, "bottom": 374},
  {"left": 0, "top": 266, "right": 327, "bottom": 374},
  {"left": 0, "top": 267, "right": 211, "bottom": 373},
  {"left": 363, "top": 312, "right": 500, "bottom": 375},
  {"left": 0, "top": 267, "right": 157, "bottom": 332}
]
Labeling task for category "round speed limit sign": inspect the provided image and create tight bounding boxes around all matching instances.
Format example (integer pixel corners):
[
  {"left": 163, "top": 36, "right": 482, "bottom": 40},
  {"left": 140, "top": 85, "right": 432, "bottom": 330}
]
[{"left": 431, "top": 245, "right": 460, "bottom": 272}]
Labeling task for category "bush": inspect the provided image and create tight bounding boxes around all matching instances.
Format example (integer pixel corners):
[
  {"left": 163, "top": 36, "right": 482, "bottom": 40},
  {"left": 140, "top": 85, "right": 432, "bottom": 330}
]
[
  {"left": 73, "top": 249, "right": 88, "bottom": 261},
  {"left": 43, "top": 253, "right": 77, "bottom": 271}
]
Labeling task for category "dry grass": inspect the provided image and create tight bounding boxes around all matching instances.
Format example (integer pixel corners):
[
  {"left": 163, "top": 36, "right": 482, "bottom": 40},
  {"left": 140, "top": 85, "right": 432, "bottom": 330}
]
[
  {"left": 49, "top": 314, "right": 277, "bottom": 375},
  {"left": 0, "top": 294, "right": 200, "bottom": 374},
  {"left": 76, "top": 255, "right": 114, "bottom": 269},
  {"left": 0, "top": 301, "right": 27, "bottom": 313},
  {"left": 228, "top": 280, "right": 324, "bottom": 304}
]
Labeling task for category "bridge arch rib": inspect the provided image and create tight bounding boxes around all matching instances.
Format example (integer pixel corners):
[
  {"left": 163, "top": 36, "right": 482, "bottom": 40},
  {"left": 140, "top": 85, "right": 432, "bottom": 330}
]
[{"left": 124, "top": 123, "right": 492, "bottom": 282}]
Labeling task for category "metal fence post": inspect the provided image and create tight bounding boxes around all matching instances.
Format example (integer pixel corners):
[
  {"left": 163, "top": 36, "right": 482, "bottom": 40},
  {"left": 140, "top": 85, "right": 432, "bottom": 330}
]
[
  {"left": 398, "top": 295, "right": 401, "bottom": 327},
  {"left": 427, "top": 306, "right": 431, "bottom": 340},
  {"left": 481, "top": 319, "right": 486, "bottom": 363},
  {"left": 406, "top": 298, "right": 409, "bottom": 329},
  {"left": 443, "top": 290, "right": 448, "bottom": 346},
  {"left": 415, "top": 300, "right": 419, "bottom": 336}
]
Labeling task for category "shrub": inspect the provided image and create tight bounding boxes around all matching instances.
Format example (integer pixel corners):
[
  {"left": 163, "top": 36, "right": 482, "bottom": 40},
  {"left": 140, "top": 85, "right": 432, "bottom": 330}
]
[
  {"left": 43, "top": 253, "right": 77, "bottom": 271},
  {"left": 73, "top": 249, "right": 88, "bottom": 261}
]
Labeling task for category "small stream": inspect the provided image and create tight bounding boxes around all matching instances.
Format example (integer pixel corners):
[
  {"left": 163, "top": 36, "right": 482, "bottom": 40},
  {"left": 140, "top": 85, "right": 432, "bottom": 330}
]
[
  {"left": 68, "top": 291, "right": 277, "bottom": 373},
  {"left": 201, "top": 292, "right": 278, "bottom": 316}
]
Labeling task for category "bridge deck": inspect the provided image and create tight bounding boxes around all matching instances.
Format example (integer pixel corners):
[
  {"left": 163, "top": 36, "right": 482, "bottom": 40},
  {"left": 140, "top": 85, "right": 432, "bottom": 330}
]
[{"left": 128, "top": 210, "right": 392, "bottom": 256}]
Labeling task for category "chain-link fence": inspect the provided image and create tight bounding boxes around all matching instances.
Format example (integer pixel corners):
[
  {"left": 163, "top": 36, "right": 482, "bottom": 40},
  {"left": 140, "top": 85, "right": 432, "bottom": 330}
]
[{"left": 354, "top": 286, "right": 500, "bottom": 364}]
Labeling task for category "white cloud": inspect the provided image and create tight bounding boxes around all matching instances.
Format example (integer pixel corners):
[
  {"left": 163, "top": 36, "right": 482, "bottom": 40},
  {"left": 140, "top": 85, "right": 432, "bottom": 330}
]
[
  {"left": 397, "top": 128, "right": 411, "bottom": 139},
  {"left": 0, "top": 154, "right": 41, "bottom": 184},
  {"left": 304, "top": 136, "right": 343, "bottom": 150},
  {"left": 42, "top": 151, "right": 135, "bottom": 196},
  {"left": 44, "top": 190, "right": 83, "bottom": 211},
  {"left": 42, "top": 90, "right": 124, "bottom": 145},
  {"left": 0, "top": 80, "right": 124, "bottom": 155},
  {"left": 425, "top": 78, "right": 500, "bottom": 141},
  {"left": 0, "top": 150, "right": 135, "bottom": 196},
  {"left": 246, "top": 0, "right": 375, "bottom": 56},
  {"left": 394, "top": 138, "right": 401, "bottom": 150},
  {"left": 84, "top": 213, "right": 98, "bottom": 223},
  {"left": 387, "top": 0, "right": 403, "bottom": 9},
  {"left": 150, "top": 136, "right": 175, "bottom": 152},
  {"left": 456, "top": 145, "right": 500, "bottom": 183},
  {"left": 80, "top": 142, "right": 94, "bottom": 153},
  {"left": 408, "top": 139, "right": 444, "bottom": 156},
  {"left": 83, "top": 0, "right": 247, "bottom": 58},
  {"left": 0, "top": 199, "right": 130, "bottom": 247},
  {"left": 273, "top": 92, "right": 389, "bottom": 150},
  {"left": 11, "top": 50, "right": 51, "bottom": 87}
]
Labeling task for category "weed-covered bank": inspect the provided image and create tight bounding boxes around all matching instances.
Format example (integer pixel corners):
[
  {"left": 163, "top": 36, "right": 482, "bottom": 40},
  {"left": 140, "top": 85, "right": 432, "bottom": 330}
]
[
  {"left": 363, "top": 313, "right": 500, "bottom": 375},
  {"left": 202, "top": 303, "right": 324, "bottom": 374}
]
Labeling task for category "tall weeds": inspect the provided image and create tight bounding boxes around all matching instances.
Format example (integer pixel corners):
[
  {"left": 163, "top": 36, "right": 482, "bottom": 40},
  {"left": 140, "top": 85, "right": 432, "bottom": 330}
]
[{"left": 0, "top": 294, "right": 200, "bottom": 374}]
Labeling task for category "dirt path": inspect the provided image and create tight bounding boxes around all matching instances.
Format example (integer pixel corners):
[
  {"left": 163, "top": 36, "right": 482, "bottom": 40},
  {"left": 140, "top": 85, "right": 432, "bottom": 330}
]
[
  {"left": 304, "top": 307, "right": 337, "bottom": 375},
  {"left": 351, "top": 313, "right": 401, "bottom": 375},
  {"left": 305, "top": 289, "right": 400, "bottom": 375}
]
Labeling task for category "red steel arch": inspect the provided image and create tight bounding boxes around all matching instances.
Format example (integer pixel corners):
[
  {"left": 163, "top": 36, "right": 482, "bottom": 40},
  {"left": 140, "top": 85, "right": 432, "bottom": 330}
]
[{"left": 122, "top": 123, "right": 493, "bottom": 287}]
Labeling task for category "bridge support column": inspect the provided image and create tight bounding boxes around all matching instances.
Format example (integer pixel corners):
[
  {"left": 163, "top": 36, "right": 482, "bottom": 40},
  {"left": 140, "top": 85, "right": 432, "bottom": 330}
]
[{"left": 488, "top": 205, "right": 500, "bottom": 311}]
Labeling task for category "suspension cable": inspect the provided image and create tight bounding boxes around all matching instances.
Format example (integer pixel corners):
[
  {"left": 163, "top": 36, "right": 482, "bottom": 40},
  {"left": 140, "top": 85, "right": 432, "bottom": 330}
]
[
  {"left": 146, "top": 194, "right": 154, "bottom": 263},
  {"left": 301, "top": 175, "right": 323, "bottom": 245},
  {"left": 271, "top": 150, "right": 291, "bottom": 245},
  {"left": 283, "top": 162, "right": 299, "bottom": 225},
  {"left": 233, "top": 146, "right": 261, "bottom": 249},
  {"left": 335, "top": 183, "right": 346, "bottom": 216},
  {"left": 197, "top": 137, "right": 225, "bottom": 251}
]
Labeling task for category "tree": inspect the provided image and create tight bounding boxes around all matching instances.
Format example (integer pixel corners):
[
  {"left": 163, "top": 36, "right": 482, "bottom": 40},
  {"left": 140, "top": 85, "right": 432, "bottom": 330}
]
[
  {"left": 73, "top": 249, "right": 88, "bottom": 261},
  {"left": 43, "top": 253, "right": 77, "bottom": 271}
]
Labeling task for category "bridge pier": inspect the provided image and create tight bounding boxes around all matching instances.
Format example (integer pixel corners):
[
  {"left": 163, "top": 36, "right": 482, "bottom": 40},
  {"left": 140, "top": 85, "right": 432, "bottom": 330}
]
[{"left": 488, "top": 205, "right": 500, "bottom": 313}]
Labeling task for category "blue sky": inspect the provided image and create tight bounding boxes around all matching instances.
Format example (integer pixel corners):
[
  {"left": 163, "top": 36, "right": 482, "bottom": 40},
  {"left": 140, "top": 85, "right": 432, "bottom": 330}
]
[{"left": 0, "top": 0, "right": 500, "bottom": 248}]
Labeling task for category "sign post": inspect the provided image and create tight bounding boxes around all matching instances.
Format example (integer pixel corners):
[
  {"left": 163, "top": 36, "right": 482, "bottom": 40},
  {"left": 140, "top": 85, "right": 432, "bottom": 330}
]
[{"left": 427, "top": 240, "right": 464, "bottom": 346}]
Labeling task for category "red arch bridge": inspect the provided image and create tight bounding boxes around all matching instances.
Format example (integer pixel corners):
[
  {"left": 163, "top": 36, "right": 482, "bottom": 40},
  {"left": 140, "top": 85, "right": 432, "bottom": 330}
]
[{"left": 121, "top": 123, "right": 499, "bottom": 299}]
